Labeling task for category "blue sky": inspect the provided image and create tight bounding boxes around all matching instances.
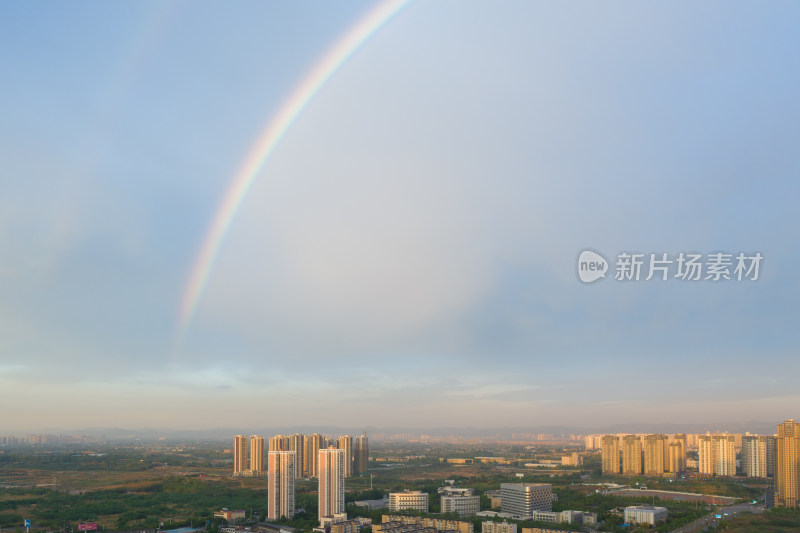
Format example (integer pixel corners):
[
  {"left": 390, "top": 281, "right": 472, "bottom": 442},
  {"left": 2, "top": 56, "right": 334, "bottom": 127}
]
[{"left": 1, "top": 1, "right": 799, "bottom": 432}]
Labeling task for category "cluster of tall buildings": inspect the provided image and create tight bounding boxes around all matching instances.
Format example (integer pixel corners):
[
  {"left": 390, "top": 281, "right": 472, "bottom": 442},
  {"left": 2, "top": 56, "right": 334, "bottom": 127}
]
[
  {"left": 267, "top": 446, "right": 348, "bottom": 522},
  {"left": 594, "top": 420, "right": 800, "bottom": 510},
  {"left": 233, "top": 433, "right": 369, "bottom": 523},
  {"left": 598, "top": 430, "right": 780, "bottom": 479},
  {"left": 600, "top": 433, "right": 687, "bottom": 476},
  {"left": 233, "top": 435, "right": 266, "bottom": 476},
  {"left": 266, "top": 432, "right": 369, "bottom": 479},
  {"left": 233, "top": 432, "right": 368, "bottom": 478}
]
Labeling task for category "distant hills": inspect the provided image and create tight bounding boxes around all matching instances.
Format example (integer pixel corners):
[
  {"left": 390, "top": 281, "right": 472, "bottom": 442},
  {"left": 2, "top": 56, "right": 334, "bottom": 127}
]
[{"left": 12, "top": 420, "right": 783, "bottom": 442}]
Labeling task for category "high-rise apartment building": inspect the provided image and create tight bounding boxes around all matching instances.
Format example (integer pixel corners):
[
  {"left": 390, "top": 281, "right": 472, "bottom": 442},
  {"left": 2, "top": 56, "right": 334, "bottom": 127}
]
[
  {"left": 269, "top": 434, "right": 290, "bottom": 453},
  {"left": 250, "top": 435, "right": 265, "bottom": 475},
  {"left": 742, "top": 436, "right": 775, "bottom": 478},
  {"left": 698, "top": 434, "right": 735, "bottom": 476},
  {"left": 268, "top": 450, "right": 296, "bottom": 519},
  {"left": 767, "top": 435, "right": 777, "bottom": 477},
  {"left": 713, "top": 435, "right": 736, "bottom": 477},
  {"left": 337, "top": 435, "right": 354, "bottom": 477},
  {"left": 234, "top": 434, "right": 248, "bottom": 475},
  {"left": 776, "top": 420, "right": 800, "bottom": 508},
  {"left": 319, "top": 447, "right": 346, "bottom": 521},
  {"left": 306, "top": 433, "right": 326, "bottom": 478},
  {"left": 601, "top": 435, "right": 620, "bottom": 475},
  {"left": 668, "top": 442, "right": 683, "bottom": 473},
  {"left": 354, "top": 433, "right": 369, "bottom": 475},
  {"left": 668, "top": 434, "right": 687, "bottom": 473},
  {"left": 289, "top": 434, "right": 306, "bottom": 478},
  {"left": 698, "top": 435, "right": 713, "bottom": 474},
  {"left": 643, "top": 434, "right": 667, "bottom": 477},
  {"left": 622, "top": 435, "right": 642, "bottom": 476}
]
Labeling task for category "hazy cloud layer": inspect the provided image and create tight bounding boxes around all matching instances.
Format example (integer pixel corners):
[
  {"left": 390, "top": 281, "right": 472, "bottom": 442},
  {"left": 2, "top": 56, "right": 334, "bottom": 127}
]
[{"left": 1, "top": 1, "right": 799, "bottom": 430}]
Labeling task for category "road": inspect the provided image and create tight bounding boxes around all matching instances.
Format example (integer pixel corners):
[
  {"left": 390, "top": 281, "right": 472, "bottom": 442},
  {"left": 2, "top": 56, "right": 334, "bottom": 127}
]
[{"left": 672, "top": 502, "right": 763, "bottom": 532}]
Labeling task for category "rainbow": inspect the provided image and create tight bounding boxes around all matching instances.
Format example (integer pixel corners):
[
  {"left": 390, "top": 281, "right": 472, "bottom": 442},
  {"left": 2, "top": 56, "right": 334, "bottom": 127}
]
[{"left": 178, "top": 0, "right": 412, "bottom": 335}]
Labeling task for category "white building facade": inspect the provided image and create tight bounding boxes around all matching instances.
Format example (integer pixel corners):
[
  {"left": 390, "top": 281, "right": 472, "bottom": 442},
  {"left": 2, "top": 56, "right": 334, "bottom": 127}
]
[
  {"left": 389, "top": 491, "right": 429, "bottom": 513},
  {"left": 442, "top": 494, "right": 480, "bottom": 516},
  {"left": 500, "top": 483, "right": 552, "bottom": 518},
  {"left": 624, "top": 506, "right": 668, "bottom": 525}
]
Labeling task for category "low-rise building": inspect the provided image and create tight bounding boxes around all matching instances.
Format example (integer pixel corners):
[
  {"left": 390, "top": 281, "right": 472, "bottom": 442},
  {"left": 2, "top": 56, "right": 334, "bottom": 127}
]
[
  {"left": 484, "top": 490, "right": 502, "bottom": 509},
  {"left": 379, "top": 515, "right": 473, "bottom": 533},
  {"left": 475, "top": 512, "right": 515, "bottom": 520},
  {"left": 318, "top": 513, "right": 349, "bottom": 529},
  {"left": 253, "top": 523, "right": 300, "bottom": 533},
  {"left": 531, "top": 511, "right": 558, "bottom": 523},
  {"left": 214, "top": 509, "right": 246, "bottom": 521},
  {"left": 330, "top": 519, "right": 370, "bottom": 533},
  {"left": 389, "top": 491, "right": 429, "bottom": 513},
  {"left": 528, "top": 510, "right": 596, "bottom": 526},
  {"left": 439, "top": 487, "right": 474, "bottom": 496},
  {"left": 521, "top": 528, "right": 581, "bottom": 533},
  {"left": 500, "top": 483, "right": 552, "bottom": 518},
  {"left": 623, "top": 506, "right": 668, "bottom": 526},
  {"left": 441, "top": 490, "right": 480, "bottom": 517},
  {"left": 558, "top": 511, "right": 596, "bottom": 526},
  {"left": 354, "top": 497, "right": 390, "bottom": 510},
  {"left": 481, "top": 522, "right": 516, "bottom": 533}
]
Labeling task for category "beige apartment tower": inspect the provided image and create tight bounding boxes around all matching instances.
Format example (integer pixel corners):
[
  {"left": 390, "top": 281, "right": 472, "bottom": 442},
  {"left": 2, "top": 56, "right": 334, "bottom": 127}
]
[
  {"left": 289, "top": 434, "right": 306, "bottom": 478},
  {"left": 777, "top": 420, "right": 800, "bottom": 508},
  {"left": 269, "top": 434, "right": 289, "bottom": 453},
  {"left": 233, "top": 434, "right": 248, "bottom": 475},
  {"left": 250, "top": 435, "right": 265, "bottom": 475},
  {"left": 643, "top": 434, "right": 667, "bottom": 476},
  {"left": 713, "top": 435, "right": 736, "bottom": 477},
  {"left": 268, "top": 450, "right": 296, "bottom": 519},
  {"left": 698, "top": 435, "right": 713, "bottom": 474},
  {"left": 319, "top": 447, "right": 346, "bottom": 521},
  {"left": 337, "top": 435, "right": 354, "bottom": 477},
  {"left": 306, "top": 433, "right": 326, "bottom": 478},
  {"left": 622, "top": 435, "right": 642, "bottom": 476},
  {"left": 601, "top": 435, "right": 620, "bottom": 475},
  {"left": 668, "top": 442, "right": 684, "bottom": 473},
  {"left": 668, "top": 434, "right": 687, "bottom": 473},
  {"left": 697, "top": 434, "right": 736, "bottom": 476}
]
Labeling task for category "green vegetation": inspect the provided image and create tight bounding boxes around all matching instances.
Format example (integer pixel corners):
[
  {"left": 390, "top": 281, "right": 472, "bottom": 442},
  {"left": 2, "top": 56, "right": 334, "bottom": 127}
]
[
  {"left": 716, "top": 507, "right": 800, "bottom": 532},
  {"left": 0, "top": 476, "right": 265, "bottom": 530}
]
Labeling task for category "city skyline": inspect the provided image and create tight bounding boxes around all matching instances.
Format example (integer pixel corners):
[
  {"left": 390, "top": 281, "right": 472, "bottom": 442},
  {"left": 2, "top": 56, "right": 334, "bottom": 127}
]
[{"left": 1, "top": 1, "right": 799, "bottom": 430}]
